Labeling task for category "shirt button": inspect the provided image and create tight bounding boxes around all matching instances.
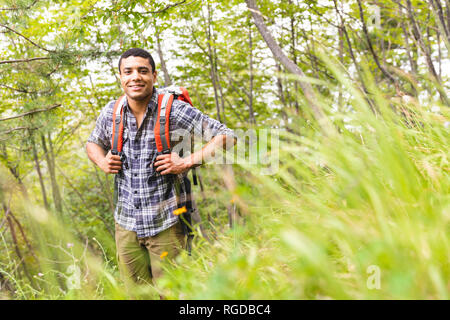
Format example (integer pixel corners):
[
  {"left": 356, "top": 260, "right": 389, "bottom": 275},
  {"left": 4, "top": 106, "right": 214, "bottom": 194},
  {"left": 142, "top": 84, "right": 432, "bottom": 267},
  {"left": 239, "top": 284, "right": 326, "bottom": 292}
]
[
  {"left": 135, "top": 155, "right": 138, "bottom": 159},
  {"left": 134, "top": 173, "right": 137, "bottom": 177},
  {"left": 134, "top": 191, "right": 137, "bottom": 194},
  {"left": 135, "top": 205, "right": 139, "bottom": 209}
]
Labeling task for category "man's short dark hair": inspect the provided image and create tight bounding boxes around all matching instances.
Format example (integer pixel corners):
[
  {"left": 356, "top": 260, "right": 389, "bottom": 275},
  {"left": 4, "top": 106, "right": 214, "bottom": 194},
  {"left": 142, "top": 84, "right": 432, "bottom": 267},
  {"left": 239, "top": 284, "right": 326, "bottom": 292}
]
[{"left": 118, "top": 48, "right": 156, "bottom": 73}]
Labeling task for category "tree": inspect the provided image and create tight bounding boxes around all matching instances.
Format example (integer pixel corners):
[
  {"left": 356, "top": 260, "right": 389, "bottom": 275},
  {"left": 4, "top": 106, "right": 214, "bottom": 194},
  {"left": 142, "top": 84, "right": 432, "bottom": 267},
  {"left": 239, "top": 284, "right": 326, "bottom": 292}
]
[{"left": 245, "top": 0, "right": 325, "bottom": 122}]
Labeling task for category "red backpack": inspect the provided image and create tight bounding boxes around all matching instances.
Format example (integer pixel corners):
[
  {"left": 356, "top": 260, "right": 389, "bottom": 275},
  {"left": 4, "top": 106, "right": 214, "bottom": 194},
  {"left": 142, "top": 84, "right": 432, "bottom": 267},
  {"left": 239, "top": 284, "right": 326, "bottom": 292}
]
[{"left": 110, "top": 86, "right": 193, "bottom": 156}]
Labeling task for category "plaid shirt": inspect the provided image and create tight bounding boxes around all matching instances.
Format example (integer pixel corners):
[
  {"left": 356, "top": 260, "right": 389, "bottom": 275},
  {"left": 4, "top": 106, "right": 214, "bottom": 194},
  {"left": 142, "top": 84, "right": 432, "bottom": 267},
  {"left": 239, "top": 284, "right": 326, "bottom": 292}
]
[{"left": 87, "top": 88, "right": 235, "bottom": 238}]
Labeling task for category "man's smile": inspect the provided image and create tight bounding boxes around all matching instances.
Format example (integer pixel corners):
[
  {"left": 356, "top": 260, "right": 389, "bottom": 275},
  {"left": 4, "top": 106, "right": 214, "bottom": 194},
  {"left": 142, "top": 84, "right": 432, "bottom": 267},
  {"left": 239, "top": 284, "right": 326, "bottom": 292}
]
[{"left": 129, "top": 84, "right": 145, "bottom": 90}]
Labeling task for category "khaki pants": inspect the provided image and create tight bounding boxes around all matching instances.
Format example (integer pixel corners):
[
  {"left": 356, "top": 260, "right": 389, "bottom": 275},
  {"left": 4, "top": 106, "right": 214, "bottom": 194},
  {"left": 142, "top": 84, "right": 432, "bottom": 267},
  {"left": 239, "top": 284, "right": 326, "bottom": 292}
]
[{"left": 114, "top": 221, "right": 185, "bottom": 294}]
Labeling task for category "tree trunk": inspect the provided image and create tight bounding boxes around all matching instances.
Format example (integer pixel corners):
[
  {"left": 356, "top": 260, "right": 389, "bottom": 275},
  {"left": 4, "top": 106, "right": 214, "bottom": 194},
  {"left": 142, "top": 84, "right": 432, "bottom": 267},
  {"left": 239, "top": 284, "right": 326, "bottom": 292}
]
[
  {"left": 154, "top": 19, "right": 173, "bottom": 87},
  {"left": 275, "top": 62, "right": 289, "bottom": 125},
  {"left": 4, "top": 204, "right": 34, "bottom": 287},
  {"left": 338, "top": 21, "right": 344, "bottom": 110},
  {"left": 333, "top": 0, "right": 376, "bottom": 113},
  {"left": 205, "top": 3, "right": 222, "bottom": 122},
  {"left": 47, "top": 132, "right": 63, "bottom": 214},
  {"left": 400, "top": 18, "right": 418, "bottom": 74},
  {"left": 429, "top": 0, "right": 450, "bottom": 52},
  {"left": 41, "top": 133, "right": 62, "bottom": 215},
  {"left": 438, "top": 30, "right": 442, "bottom": 78},
  {"left": 248, "top": 22, "right": 256, "bottom": 125},
  {"left": 245, "top": 0, "right": 325, "bottom": 122},
  {"left": 31, "top": 134, "right": 49, "bottom": 210},
  {"left": 291, "top": 10, "right": 302, "bottom": 114},
  {"left": 275, "top": 62, "right": 287, "bottom": 107},
  {"left": 357, "top": 0, "right": 397, "bottom": 86},
  {"left": 214, "top": 59, "right": 227, "bottom": 125},
  {"left": 209, "top": 18, "right": 227, "bottom": 125},
  {"left": 405, "top": 0, "right": 449, "bottom": 106}
]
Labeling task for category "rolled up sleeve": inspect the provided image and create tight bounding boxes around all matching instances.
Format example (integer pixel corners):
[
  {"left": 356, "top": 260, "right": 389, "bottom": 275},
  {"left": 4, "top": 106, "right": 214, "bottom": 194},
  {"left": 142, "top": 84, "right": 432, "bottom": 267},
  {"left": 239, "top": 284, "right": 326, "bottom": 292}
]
[
  {"left": 172, "top": 100, "right": 236, "bottom": 141},
  {"left": 87, "top": 102, "right": 113, "bottom": 151}
]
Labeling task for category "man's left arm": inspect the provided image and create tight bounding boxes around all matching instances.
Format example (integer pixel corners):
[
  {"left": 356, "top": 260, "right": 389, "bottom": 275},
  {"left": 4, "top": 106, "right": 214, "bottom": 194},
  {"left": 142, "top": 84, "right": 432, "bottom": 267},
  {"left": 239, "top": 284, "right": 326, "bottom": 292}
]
[{"left": 153, "top": 101, "right": 236, "bottom": 175}]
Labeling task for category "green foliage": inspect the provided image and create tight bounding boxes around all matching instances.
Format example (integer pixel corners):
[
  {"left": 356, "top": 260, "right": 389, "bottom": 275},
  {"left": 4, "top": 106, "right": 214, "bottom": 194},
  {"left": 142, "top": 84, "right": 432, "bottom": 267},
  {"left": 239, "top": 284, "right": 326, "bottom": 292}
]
[
  {"left": 0, "top": 0, "right": 449, "bottom": 300},
  {"left": 156, "top": 62, "right": 449, "bottom": 299}
]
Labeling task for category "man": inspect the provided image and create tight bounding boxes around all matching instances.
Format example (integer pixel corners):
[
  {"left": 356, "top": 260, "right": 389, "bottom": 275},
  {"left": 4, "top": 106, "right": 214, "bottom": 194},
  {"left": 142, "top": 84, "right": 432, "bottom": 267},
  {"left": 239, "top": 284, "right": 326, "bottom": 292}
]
[{"left": 86, "top": 48, "right": 235, "bottom": 294}]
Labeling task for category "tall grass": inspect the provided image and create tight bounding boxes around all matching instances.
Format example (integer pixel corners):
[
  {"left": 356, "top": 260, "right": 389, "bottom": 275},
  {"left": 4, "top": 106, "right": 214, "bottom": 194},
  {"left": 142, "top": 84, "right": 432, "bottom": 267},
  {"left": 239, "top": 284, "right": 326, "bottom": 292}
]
[
  {"left": 0, "top": 59, "right": 448, "bottom": 299},
  {"left": 156, "top": 59, "right": 449, "bottom": 299}
]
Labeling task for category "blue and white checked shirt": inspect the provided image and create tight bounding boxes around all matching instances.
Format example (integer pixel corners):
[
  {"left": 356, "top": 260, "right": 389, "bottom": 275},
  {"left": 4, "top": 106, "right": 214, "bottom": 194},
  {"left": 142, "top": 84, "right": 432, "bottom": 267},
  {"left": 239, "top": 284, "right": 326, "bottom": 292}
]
[{"left": 87, "top": 88, "right": 235, "bottom": 238}]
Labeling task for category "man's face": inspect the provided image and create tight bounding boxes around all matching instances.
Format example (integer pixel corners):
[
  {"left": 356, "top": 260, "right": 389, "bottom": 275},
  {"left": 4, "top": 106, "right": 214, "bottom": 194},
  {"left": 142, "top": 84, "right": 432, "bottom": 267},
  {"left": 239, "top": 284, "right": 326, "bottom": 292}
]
[{"left": 119, "top": 56, "right": 157, "bottom": 102}]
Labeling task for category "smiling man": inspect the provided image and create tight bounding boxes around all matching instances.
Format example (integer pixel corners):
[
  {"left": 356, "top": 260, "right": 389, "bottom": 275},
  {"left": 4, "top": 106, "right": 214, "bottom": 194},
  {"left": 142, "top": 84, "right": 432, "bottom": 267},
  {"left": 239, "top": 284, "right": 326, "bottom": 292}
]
[{"left": 86, "top": 48, "right": 235, "bottom": 296}]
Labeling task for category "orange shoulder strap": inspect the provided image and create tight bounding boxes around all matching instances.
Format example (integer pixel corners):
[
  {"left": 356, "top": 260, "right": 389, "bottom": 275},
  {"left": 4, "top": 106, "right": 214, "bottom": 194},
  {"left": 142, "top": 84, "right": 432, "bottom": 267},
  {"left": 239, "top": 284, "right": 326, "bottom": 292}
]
[
  {"left": 155, "top": 93, "right": 174, "bottom": 154},
  {"left": 111, "top": 95, "right": 126, "bottom": 155}
]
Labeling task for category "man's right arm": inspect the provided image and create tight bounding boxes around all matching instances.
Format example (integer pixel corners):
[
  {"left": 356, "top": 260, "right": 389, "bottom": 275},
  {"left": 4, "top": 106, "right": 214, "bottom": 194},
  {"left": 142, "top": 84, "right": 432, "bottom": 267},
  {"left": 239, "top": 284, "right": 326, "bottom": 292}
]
[
  {"left": 86, "top": 142, "right": 122, "bottom": 174},
  {"left": 86, "top": 102, "right": 122, "bottom": 174}
]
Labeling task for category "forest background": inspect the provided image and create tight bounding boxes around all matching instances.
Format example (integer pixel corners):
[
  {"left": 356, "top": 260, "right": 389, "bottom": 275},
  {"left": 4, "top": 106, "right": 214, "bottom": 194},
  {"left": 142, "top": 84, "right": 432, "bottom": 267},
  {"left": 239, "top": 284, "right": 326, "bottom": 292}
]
[{"left": 0, "top": 0, "right": 449, "bottom": 299}]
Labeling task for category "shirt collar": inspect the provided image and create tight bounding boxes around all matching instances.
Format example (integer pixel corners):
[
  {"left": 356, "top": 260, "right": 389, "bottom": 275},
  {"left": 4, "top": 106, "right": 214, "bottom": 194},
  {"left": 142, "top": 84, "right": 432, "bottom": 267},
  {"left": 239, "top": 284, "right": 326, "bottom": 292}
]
[{"left": 123, "top": 88, "right": 158, "bottom": 119}]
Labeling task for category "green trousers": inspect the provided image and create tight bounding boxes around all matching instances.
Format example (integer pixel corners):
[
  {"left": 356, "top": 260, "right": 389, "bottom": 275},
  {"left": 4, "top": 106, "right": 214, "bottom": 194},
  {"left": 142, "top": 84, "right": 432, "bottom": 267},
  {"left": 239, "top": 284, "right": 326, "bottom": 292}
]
[{"left": 115, "top": 221, "right": 186, "bottom": 293}]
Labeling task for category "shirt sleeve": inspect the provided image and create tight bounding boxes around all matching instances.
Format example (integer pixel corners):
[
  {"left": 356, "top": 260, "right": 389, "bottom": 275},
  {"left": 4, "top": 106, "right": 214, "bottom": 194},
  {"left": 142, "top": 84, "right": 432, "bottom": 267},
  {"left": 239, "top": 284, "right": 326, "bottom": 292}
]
[
  {"left": 171, "top": 100, "right": 236, "bottom": 142},
  {"left": 87, "top": 102, "right": 113, "bottom": 151}
]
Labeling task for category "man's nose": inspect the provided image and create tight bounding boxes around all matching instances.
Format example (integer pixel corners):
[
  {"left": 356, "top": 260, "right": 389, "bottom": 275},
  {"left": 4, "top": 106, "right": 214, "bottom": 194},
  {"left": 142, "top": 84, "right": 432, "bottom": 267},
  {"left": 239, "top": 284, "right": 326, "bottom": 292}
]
[{"left": 131, "top": 70, "right": 142, "bottom": 80}]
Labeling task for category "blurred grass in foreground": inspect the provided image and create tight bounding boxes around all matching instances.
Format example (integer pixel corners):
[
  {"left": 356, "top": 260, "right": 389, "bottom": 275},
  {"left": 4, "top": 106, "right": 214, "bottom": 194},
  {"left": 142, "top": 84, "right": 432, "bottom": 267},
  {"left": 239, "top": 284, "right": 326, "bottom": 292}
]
[
  {"left": 0, "top": 58, "right": 449, "bottom": 299},
  {"left": 157, "top": 58, "right": 449, "bottom": 300}
]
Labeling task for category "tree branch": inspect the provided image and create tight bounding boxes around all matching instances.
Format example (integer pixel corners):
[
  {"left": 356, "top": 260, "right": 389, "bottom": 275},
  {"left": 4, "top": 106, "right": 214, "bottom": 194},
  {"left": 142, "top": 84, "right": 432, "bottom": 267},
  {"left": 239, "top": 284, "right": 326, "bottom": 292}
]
[
  {"left": 142, "top": 0, "right": 196, "bottom": 14},
  {"left": 0, "top": 83, "right": 52, "bottom": 95},
  {"left": 429, "top": 0, "right": 450, "bottom": 52},
  {"left": 356, "top": 0, "right": 397, "bottom": 85},
  {"left": 0, "top": 84, "right": 29, "bottom": 93},
  {"left": 0, "top": 126, "right": 41, "bottom": 135},
  {"left": 404, "top": 0, "right": 449, "bottom": 106},
  {"left": 0, "top": 104, "right": 61, "bottom": 122},
  {"left": 0, "top": 23, "right": 54, "bottom": 53},
  {"left": 0, "top": 57, "right": 50, "bottom": 65},
  {"left": 0, "top": 0, "right": 38, "bottom": 11}
]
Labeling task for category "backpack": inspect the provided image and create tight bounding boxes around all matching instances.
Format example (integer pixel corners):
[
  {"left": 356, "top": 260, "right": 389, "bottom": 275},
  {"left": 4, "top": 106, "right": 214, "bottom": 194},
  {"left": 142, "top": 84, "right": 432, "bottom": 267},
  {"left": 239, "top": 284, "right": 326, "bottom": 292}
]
[{"left": 110, "top": 86, "right": 196, "bottom": 254}]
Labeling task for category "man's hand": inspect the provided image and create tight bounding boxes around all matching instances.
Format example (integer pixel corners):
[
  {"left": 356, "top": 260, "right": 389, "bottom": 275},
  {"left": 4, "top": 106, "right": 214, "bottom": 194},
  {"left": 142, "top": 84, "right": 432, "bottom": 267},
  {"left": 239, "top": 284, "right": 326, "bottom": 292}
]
[
  {"left": 100, "top": 150, "right": 122, "bottom": 174},
  {"left": 154, "top": 152, "right": 190, "bottom": 175}
]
